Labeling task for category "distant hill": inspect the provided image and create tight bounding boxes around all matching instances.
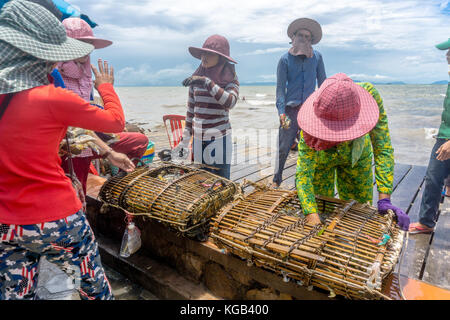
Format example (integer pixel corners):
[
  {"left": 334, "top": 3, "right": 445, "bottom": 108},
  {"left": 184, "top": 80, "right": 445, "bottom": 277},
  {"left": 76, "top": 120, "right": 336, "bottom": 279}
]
[
  {"left": 373, "top": 81, "right": 406, "bottom": 85},
  {"left": 432, "top": 80, "right": 448, "bottom": 85},
  {"left": 352, "top": 80, "right": 406, "bottom": 85}
]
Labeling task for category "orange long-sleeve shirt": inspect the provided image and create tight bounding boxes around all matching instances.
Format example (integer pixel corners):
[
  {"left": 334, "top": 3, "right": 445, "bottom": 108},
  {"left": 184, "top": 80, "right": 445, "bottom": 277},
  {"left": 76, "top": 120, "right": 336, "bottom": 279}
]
[{"left": 0, "top": 83, "right": 124, "bottom": 225}]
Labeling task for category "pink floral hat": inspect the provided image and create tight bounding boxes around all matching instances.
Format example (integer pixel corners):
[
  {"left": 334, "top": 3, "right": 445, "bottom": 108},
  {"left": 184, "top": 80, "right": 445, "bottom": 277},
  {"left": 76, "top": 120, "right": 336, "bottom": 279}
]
[
  {"left": 62, "top": 18, "right": 112, "bottom": 49},
  {"left": 298, "top": 73, "right": 380, "bottom": 142}
]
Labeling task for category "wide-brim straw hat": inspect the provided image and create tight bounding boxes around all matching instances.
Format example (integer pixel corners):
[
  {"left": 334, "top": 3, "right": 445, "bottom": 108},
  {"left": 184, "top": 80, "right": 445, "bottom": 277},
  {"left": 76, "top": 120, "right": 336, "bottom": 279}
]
[
  {"left": 62, "top": 18, "right": 112, "bottom": 49},
  {"left": 287, "top": 18, "right": 322, "bottom": 45},
  {"left": 189, "top": 34, "right": 237, "bottom": 64},
  {"left": 298, "top": 73, "right": 380, "bottom": 142},
  {"left": 0, "top": 0, "right": 94, "bottom": 62}
]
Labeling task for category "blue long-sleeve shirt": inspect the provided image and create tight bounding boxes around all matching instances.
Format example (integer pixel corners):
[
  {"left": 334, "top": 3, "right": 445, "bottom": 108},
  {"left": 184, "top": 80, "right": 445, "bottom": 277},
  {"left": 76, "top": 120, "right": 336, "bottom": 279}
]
[{"left": 276, "top": 50, "right": 326, "bottom": 115}]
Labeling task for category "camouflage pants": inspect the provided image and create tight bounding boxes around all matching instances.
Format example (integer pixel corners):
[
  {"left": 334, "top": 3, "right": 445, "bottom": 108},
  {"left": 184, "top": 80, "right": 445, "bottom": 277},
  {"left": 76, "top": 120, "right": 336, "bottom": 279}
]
[{"left": 0, "top": 210, "right": 114, "bottom": 300}]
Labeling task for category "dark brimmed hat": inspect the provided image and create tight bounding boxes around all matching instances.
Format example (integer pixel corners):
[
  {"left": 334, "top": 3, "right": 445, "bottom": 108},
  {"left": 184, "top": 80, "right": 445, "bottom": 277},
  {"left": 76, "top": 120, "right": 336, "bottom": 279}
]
[
  {"left": 298, "top": 73, "right": 380, "bottom": 142},
  {"left": 0, "top": 0, "right": 94, "bottom": 62},
  {"left": 188, "top": 34, "right": 237, "bottom": 64},
  {"left": 287, "top": 18, "right": 322, "bottom": 45}
]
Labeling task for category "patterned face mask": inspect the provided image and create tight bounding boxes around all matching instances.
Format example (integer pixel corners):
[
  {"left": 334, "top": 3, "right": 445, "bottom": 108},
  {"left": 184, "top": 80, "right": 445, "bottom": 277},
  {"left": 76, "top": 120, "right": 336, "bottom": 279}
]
[
  {"left": 0, "top": 40, "right": 54, "bottom": 94},
  {"left": 303, "top": 131, "right": 340, "bottom": 151},
  {"left": 289, "top": 29, "right": 313, "bottom": 58}
]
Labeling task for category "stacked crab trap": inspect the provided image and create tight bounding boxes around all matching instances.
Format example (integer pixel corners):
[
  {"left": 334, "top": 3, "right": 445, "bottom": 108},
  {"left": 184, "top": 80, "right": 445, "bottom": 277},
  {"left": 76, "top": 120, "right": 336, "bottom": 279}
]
[
  {"left": 98, "top": 163, "right": 240, "bottom": 237},
  {"left": 210, "top": 187, "right": 405, "bottom": 300}
]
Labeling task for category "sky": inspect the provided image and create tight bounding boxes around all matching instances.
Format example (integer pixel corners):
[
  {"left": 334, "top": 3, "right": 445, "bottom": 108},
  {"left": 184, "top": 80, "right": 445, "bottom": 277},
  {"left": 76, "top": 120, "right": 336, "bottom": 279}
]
[{"left": 69, "top": 0, "right": 450, "bottom": 86}]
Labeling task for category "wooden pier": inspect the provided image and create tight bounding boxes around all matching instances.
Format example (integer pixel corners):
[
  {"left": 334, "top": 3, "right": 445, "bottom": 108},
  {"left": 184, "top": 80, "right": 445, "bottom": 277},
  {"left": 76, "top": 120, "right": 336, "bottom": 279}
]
[{"left": 86, "top": 127, "right": 450, "bottom": 300}]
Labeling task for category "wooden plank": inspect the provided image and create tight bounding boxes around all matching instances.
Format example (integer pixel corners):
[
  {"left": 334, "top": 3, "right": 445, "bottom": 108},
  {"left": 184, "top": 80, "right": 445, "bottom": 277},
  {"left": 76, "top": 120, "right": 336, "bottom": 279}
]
[
  {"left": 244, "top": 155, "right": 297, "bottom": 187},
  {"left": 279, "top": 163, "right": 298, "bottom": 190},
  {"left": 394, "top": 178, "right": 432, "bottom": 280},
  {"left": 97, "top": 235, "right": 219, "bottom": 300},
  {"left": 390, "top": 165, "right": 427, "bottom": 213},
  {"left": 372, "top": 163, "right": 412, "bottom": 203},
  {"left": 421, "top": 197, "right": 450, "bottom": 290},
  {"left": 233, "top": 152, "right": 295, "bottom": 184}
]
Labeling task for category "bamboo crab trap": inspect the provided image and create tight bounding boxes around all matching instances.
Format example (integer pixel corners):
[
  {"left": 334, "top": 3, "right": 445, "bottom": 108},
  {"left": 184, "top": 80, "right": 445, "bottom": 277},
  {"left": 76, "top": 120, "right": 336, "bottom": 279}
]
[
  {"left": 210, "top": 187, "right": 405, "bottom": 300},
  {"left": 98, "top": 163, "right": 240, "bottom": 237}
]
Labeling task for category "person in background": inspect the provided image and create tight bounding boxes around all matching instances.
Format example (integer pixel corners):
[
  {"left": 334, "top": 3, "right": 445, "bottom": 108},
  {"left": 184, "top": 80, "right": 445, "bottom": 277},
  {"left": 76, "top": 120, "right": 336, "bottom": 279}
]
[
  {"left": 57, "top": 17, "right": 148, "bottom": 193},
  {"left": 294, "top": 73, "right": 409, "bottom": 231},
  {"left": 272, "top": 18, "right": 326, "bottom": 188},
  {"left": 178, "top": 34, "right": 239, "bottom": 179},
  {"left": 409, "top": 39, "right": 450, "bottom": 234},
  {"left": 0, "top": 0, "right": 121, "bottom": 299}
]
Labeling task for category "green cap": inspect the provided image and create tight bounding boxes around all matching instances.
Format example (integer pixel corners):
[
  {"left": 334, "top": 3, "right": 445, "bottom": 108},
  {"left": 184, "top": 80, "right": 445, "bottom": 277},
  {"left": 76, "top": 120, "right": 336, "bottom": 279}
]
[{"left": 436, "top": 38, "right": 450, "bottom": 50}]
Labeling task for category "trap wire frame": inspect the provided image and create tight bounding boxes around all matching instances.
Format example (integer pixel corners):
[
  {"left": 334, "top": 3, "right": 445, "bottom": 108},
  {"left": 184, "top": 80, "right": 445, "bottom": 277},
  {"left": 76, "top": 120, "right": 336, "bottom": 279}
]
[{"left": 98, "top": 163, "right": 241, "bottom": 237}]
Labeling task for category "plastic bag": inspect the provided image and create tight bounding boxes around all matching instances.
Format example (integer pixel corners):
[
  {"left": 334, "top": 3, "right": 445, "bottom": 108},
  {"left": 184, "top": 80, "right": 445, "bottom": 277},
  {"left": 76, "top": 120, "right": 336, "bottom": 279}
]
[{"left": 119, "top": 222, "right": 141, "bottom": 258}]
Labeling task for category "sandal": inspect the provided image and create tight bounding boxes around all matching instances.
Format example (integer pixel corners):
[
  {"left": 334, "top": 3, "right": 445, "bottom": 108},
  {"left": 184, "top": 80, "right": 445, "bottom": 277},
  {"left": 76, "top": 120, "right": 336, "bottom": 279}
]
[{"left": 408, "top": 222, "right": 434, "bottom": 234}]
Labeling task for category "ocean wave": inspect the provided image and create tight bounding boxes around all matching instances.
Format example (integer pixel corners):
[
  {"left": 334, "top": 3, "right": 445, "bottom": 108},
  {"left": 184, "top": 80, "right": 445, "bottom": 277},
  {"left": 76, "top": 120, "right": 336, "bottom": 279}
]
[
  {"left": 161, "top": 104, "right": 185, "bottom": 109},
  {"left": 245, "top": 100, "right": 275, "bottom": 106},
  {"left": 424, "top": 127, "right": 438, "bottom": 139},
  {"left": 440, "top": 94, "right": 446, "bottom": 97},
  {"left": 255, "top": 93, "right": 267, "bottom": 98}
]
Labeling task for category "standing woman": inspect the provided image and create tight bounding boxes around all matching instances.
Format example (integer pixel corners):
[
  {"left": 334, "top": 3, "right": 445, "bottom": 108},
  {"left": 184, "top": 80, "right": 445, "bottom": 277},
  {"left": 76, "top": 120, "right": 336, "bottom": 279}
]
[
  {"left": 179, "top": 34, "right": 239, "bottom": 179},
  {"left": 0, "top": 0, "right": 125, "bottom": 300}
]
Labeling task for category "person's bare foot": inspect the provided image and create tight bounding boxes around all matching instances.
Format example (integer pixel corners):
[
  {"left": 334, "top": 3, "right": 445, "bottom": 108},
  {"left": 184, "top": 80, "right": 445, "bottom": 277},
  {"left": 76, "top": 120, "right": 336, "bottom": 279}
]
[{"left": 270, "top": 182, "right": 280, "bottom": 189}]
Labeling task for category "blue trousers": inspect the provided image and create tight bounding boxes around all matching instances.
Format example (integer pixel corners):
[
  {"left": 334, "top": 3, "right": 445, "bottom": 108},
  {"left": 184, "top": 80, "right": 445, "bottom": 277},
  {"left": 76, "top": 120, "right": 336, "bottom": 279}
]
[
  {"left": 273, "top": 106, "right": 300, "bottom": 185},
  {"left": 193, "top": 134, "right": 232, "bottom": 180},
  {"left": 418, "top": 138, "right": 450, "bottom": 228}
]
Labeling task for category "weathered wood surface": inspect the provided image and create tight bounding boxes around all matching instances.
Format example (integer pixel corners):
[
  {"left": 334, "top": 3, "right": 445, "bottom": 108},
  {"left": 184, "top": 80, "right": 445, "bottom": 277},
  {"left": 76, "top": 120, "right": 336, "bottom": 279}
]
[{"left": 421, "top": 197, "right": 450, "bottom": 289}]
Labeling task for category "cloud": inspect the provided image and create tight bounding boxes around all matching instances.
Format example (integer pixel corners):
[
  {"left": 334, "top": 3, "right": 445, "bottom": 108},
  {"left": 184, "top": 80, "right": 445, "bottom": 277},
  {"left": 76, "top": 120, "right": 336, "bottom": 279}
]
[
  {"left": 71, "top": 0, "right": 450, "bottom": 84},
  {"left": 116, "top": 63, "right": 194, "bottom": 86},
  {"left": 241, "top": 47, "right": 289, "bottom": 56},
  {"left": 348, "top": 73, "right": 393, "bottom": 81}
]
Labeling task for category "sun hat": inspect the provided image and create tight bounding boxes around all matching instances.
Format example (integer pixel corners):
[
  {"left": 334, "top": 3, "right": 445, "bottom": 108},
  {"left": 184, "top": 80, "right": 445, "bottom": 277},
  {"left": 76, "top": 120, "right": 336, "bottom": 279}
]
[
  {"left": 436, "top": 38, "right": 450, "bottom": 50},
  {"left": 287, "top": 18, "right": 322, "bottom": 45},
  {"left": 188, "top": 34, "right": 237, "bottom": 64},
  {"left": 298, "top": 73, "right": 380, "bottom": 142},
  {"left": 0, "top": 0, "right": 94, "bottom": 62},
  {"left": 62, "top": 17, "right": 112, "bottom": 49}
]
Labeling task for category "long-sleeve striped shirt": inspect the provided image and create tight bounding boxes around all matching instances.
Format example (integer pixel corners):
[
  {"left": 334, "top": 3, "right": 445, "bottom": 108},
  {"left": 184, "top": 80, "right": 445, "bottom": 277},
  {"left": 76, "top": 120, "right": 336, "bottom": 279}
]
[{"left": 183, "top": 76, "right": 239, "bottom": 140}]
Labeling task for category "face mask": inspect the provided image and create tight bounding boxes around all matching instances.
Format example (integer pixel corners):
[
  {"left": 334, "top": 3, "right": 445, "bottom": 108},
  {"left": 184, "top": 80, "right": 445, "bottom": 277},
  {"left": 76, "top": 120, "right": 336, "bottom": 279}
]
[{"left": 289, "top": 30, "right": 313, "bottom": 58}]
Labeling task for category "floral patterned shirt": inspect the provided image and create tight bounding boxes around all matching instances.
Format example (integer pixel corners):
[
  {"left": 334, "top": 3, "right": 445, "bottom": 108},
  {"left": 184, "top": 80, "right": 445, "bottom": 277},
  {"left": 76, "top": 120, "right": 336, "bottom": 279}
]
[{"left": 295, "top": 82, "right": 394, "bottom": 215}]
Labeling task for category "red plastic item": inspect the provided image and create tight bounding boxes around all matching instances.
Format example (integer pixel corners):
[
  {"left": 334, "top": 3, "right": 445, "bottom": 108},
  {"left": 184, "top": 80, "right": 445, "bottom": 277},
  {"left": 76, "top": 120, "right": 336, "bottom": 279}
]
[
  {"left": 163, "top": 114, "right": 186, "bottom": 149},
  {"left": 89, "top": 162, "right": 99, "bottom": 175}
]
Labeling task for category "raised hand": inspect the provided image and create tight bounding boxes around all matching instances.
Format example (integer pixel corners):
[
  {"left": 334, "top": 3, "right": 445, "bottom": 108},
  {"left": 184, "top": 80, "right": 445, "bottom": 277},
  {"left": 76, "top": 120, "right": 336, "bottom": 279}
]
[
  {"left": 91, "top": 59, "right": 114, "bottom": 90},
  {"left": 182, "top": 76, "right": 206, "bottom": 87}
]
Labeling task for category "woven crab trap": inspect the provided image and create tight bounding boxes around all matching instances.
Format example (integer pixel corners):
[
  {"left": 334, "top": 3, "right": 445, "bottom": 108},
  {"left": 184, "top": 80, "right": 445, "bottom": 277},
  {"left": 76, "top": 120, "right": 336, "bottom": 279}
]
[
  {"left": 98, "top": 163, "right": 240, "bottom": 237},
  {"left": 210, "top": 187, "right": 405, "bottom": 300}
]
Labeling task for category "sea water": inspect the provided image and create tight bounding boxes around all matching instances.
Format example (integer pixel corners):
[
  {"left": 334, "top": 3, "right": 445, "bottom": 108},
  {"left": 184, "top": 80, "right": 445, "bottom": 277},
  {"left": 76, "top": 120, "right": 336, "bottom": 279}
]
[{"left": 113, "top": 84, "right": 448, "bottom": 167}]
